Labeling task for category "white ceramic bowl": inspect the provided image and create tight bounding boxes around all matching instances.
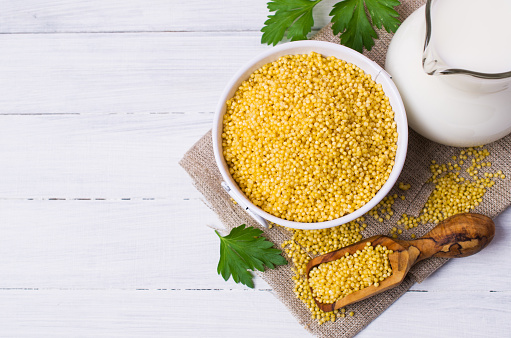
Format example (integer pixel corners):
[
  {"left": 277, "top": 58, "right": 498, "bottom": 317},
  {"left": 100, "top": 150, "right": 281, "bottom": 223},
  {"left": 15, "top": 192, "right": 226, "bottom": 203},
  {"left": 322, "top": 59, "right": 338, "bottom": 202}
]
[{"left": 213, "top": 41, "right": 408, "bottom": 230}]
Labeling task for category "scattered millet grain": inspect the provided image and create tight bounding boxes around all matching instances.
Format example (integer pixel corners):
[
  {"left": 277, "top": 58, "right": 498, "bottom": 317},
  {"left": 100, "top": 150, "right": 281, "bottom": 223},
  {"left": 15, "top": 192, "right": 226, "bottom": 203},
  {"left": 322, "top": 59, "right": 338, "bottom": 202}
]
[
  {"left": 397, "top": 146, "right": 504, "bottom": 229},
  {"left": 398, "top": 182, "right": 411, "bottom": 191},
  {"left": 368, "top": 194, "right": 398, "bottom": 222}
]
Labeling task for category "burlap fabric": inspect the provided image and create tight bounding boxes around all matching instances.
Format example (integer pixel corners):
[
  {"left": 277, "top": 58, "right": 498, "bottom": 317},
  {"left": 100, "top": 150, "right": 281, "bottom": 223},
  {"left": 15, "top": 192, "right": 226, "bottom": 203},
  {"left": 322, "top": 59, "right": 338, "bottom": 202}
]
[{"left": 180, "top": 1, "right": 511, "bottom": 336}]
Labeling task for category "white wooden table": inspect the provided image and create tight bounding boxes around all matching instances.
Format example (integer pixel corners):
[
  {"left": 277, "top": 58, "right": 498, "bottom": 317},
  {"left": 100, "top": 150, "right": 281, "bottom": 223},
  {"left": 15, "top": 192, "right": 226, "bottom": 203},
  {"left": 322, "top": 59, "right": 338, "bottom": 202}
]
[{"left": 0, "top": 1, "right": 510, "bottom": 337}]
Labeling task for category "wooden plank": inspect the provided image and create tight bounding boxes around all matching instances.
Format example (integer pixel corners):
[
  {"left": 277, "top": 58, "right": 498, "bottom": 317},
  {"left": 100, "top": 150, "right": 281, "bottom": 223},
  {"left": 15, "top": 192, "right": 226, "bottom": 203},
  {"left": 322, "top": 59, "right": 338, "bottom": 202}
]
[
  {"left": 362, "top": 290, "right": 511, "bottom": 337},
  {"left": 0, "top": 289, "right": 309, "bottom": 337},
  {"left": 0, "top": 0, "right": 337, "bottom": 33},
  {"left": 0, "top": 113, "right": 212, "bottom": 198},
  {"left": 0, "top": 289, "right": 509, "bottom": 337},
  {"left": 0, "top": 199, "right": 270, "bottom": 290},
  {"left": 0, "top": 32, "right": 271, "bottom": 114},
  {"left": 0, "top": 198, "right": 509, "bottom": 291}
]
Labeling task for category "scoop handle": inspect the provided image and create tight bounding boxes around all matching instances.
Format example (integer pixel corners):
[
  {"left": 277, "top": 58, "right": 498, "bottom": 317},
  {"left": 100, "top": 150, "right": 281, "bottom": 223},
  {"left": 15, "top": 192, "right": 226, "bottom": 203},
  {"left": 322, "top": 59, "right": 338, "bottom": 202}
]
[{"left": 409, "top": 213, "right": 495, "bottom": 262}]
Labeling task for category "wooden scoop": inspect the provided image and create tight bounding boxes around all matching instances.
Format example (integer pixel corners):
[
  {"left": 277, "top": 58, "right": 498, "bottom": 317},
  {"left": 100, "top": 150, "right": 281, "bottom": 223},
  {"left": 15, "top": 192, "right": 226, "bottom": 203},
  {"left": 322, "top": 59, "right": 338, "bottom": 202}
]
[{"left": 306, "top": 213, "right": 495, "bottom": 312}]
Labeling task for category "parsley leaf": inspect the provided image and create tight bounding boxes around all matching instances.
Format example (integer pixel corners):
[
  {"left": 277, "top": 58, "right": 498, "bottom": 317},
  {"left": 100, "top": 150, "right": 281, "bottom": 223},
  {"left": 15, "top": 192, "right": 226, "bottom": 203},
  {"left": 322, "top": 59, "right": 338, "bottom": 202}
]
[
  {"left": 261, "top": 0, "right": 322, "bottom": 46},
  {"left": 215, "top": 224, "right": 288, "bottom": 288},
  {"left": 330, "top": 0, "right": 400, "bottom": 52},
  {"left": 365, "top": 0, "right": 401, "bottom": 32},
  {"left": 261, "top": 0, "right": 401, "bottom": 53}
]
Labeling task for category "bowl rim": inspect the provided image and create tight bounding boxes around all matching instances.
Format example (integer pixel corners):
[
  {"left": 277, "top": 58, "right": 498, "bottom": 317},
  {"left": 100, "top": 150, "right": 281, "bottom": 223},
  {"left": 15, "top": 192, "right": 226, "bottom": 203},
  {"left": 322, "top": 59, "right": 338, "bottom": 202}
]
[{"left": 213, "top": 40, "right": 408, "bottom": 230}]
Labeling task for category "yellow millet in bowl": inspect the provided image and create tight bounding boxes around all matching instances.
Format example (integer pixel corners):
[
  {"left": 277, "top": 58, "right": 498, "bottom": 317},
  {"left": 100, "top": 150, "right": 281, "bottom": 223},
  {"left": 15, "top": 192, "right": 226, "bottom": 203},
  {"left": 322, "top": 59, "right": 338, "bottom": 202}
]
[{"left": 221, "top": 52, "right": 398, "bottom": 223}]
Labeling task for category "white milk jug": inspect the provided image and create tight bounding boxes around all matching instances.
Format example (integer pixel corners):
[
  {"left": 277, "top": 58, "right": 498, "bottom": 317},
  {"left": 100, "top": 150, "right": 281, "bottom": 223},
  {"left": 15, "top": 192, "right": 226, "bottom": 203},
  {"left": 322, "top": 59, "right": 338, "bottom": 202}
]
[{"left": 385, "top": 0, "right": 511, "bottom": 147}]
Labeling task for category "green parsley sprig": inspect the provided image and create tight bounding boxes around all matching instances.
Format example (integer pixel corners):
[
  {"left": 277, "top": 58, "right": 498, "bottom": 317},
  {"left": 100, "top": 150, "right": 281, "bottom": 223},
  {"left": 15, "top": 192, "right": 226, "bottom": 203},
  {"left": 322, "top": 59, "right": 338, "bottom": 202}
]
[
  {"left": 216, "top": 224, "right": 287, "bottom": 288},
  {"left": 261, "top": 0, "right": 401, "bottom": 53}
]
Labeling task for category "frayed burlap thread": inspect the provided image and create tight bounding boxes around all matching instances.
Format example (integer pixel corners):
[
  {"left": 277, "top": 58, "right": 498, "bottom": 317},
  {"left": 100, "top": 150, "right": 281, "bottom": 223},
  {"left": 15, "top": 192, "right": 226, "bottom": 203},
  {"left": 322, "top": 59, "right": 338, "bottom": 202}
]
[{"left": 179, "top": 1, "right": 511, "bottom": 336}]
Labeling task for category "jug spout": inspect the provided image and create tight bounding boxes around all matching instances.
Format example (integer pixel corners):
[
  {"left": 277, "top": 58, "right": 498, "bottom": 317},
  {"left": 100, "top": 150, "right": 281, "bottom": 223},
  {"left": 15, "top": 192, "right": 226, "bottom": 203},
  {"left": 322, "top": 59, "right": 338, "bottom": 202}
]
[{"left": 422, "top": 0, "right": 511, "bottom": 93}]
